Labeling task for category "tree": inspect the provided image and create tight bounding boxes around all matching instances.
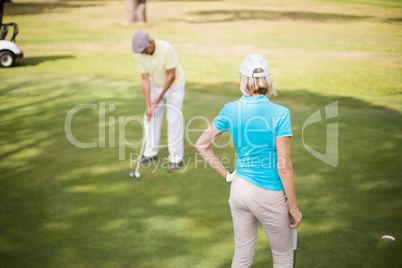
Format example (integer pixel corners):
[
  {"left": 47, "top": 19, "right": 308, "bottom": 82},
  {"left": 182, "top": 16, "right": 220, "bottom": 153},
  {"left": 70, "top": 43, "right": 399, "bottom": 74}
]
[
  {"left": 1, "top": 0, "right": 12, "bottom": 26},
  {"left": 125, "top": 0, "right": 146, "bottom": 24},
  {"left": 0, "top": 0, "right": 4, "bottom": 26}
]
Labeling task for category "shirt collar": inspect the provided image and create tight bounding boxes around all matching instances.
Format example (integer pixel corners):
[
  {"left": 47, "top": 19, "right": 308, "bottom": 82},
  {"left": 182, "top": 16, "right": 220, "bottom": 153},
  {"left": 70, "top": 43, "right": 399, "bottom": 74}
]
[
  {"left": 239, "top": 95, "right": 269, "bottom": 103},
  {"left": 152, "top": 39, "right": 160, "bottom": 56}
]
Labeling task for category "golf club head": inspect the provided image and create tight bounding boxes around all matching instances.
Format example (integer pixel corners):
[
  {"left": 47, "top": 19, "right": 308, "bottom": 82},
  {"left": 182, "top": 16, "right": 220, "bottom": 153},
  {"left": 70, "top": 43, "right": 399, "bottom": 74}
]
[{"left": 129, "top": 172, "right": 141, "bottom": 178}]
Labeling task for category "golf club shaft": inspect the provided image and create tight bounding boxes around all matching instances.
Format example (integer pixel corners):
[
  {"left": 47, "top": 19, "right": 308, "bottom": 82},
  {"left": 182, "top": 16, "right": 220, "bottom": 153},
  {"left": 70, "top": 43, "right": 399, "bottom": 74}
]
[
  {"left": 292, "top": 226, "right": 298, "bottom": 268},
  {"left": 134, "top": 136, "right": 146, "bottom": 174},
  {"left": 134, "top": 118, "right": 150, "bottom": 175}
]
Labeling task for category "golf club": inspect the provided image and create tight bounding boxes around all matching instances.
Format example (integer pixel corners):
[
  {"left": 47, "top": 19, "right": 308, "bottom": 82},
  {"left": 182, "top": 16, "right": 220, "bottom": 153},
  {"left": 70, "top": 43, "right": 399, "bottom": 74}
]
[
  {"left": 292, "top": 225, "right": 298, "bottom": 268},
  {"left": 130, "top": 117, "right": 150, "bottom": 178},
  {"left": 130, "top": 136, "right": 146, "bottom": 178}
]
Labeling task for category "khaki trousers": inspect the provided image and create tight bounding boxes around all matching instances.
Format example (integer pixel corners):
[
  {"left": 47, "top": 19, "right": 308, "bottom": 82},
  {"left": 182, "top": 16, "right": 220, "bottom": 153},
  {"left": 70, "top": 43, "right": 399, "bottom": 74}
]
[{"left": 229, "top": 175, "right": 293, "bottom": 268}]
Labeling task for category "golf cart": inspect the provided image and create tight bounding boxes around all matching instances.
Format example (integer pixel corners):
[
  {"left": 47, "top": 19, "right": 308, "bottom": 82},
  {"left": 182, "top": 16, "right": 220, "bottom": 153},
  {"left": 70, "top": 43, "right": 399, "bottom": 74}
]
[{"left": 0, "top": 0, "right": 23, "bottom": 67}]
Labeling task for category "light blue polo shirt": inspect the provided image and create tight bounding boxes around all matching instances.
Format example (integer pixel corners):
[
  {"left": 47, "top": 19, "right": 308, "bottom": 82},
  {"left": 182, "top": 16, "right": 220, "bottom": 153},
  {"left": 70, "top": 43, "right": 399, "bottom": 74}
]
[{"left": 213, "top": 95, "right": 292, "bottom": 191}]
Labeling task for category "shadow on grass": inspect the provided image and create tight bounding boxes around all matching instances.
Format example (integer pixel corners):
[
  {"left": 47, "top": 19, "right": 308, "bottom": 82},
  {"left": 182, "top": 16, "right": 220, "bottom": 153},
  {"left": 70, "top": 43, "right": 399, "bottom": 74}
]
[
  {"left": 0, "top": 77, "right": 401, "bottom": 267},
  {"left": 186, "top": 81, "right": 400, "bottom": 109},
  {"left": 152, "top": 0, "right": 222, "bottom": 1},
  {"left": 187, "top": 9, "right": 401, "bottom": 24},
  {"left": 15, "top": 55, "right": 76, "bottom": 67},
  {"left": 3, "top": 2, "right": 101, "bottom": 16}
]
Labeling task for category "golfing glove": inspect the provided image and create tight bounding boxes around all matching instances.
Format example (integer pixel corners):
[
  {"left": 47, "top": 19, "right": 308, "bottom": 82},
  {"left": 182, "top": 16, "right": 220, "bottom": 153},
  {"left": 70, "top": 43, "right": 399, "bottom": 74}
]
[{"left": 225, "top": 170, "right": 236, "bottom": 183}]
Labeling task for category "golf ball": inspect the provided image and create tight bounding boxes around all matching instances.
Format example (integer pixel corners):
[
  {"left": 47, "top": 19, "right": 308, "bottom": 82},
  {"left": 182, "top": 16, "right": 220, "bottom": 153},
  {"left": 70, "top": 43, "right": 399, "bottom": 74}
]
[{"left": 129, "top": 172, "right": 134, "bottom": 178}]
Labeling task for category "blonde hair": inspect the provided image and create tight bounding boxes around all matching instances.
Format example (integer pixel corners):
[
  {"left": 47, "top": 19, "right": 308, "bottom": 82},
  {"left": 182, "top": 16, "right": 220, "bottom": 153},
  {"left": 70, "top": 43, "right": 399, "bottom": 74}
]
[{"left": 239, "top": 68, "right": 276, "bottom": 97}]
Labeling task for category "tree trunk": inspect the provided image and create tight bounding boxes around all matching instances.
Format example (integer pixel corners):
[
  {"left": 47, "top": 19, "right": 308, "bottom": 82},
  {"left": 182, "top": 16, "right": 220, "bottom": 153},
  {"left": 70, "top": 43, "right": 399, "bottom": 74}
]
[
  {"left": 126, "top": 0, "right": 146, "bottom": 24},
  {"left": 0, "top": 0, "right": 4, "bottom": 26}
]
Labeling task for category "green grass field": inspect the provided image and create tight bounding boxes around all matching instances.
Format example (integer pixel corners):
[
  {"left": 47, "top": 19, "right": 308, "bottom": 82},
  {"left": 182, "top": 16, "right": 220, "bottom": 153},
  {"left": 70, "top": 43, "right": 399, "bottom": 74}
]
[{"left": 1, "top": 0, "right": 401, "bottom": 267}]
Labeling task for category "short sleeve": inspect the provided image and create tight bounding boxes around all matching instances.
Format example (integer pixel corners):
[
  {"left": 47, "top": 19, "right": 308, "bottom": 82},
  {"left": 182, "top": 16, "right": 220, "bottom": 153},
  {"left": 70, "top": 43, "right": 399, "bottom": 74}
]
[
  {"left": 134, "top": 54, "right": 146, "bottom": 74},
  {"left": 276, "top": 110, "right": 292, "bottom": 138},
  {"left": 213, "top": 105, "right": 230, "bottom": 133},
  {"left": 164, "top": 43, "right": 179, "bottom": 70}
]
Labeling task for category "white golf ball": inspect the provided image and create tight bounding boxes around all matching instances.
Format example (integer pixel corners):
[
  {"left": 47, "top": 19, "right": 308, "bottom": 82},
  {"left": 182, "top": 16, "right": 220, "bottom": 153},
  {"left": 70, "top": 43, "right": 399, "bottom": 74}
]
[{"left": 129, "top": 172, "right": 134, "bottom": 178}]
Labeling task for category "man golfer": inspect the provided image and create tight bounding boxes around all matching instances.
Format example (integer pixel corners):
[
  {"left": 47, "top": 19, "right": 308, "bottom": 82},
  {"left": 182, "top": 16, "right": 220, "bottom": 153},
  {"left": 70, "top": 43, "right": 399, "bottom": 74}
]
[{"left": 132, "top": 31, "right": 185, "bottom": 172}]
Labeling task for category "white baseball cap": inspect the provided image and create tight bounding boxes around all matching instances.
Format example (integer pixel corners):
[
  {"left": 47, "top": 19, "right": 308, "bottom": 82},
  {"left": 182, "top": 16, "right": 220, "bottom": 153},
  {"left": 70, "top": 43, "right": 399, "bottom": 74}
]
[{"left": 239, "top": 54, "right": 269, "bottom": 78}]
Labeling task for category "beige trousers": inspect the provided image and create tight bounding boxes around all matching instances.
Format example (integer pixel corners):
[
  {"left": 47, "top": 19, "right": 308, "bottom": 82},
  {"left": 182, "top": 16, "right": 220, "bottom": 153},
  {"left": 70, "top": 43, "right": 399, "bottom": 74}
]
[{"left": 229, "top": 175, "right": 293, "bottom": 268}]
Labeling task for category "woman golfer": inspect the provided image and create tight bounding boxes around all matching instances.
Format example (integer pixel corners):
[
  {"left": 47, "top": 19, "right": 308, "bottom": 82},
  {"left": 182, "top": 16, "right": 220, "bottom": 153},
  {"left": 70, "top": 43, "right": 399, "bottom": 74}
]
[{"left": 196, "top": 54, "right": 302, "bottom": 268}]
